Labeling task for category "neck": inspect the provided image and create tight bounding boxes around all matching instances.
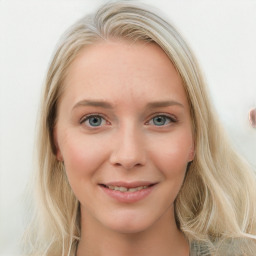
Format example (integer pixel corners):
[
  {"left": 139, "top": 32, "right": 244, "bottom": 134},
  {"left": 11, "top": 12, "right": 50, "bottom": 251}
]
[{"left": 76, "top": 206, "right": 189, "bottom": 256}]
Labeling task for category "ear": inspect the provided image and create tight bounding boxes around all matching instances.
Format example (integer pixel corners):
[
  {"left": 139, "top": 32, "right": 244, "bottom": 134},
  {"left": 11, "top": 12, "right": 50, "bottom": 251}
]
[
  {"left": 188, "top": 143, "right": 195, "bottom": 162},
  {"left": 53, "top": 127, "right": 63, "bottom": 161}
]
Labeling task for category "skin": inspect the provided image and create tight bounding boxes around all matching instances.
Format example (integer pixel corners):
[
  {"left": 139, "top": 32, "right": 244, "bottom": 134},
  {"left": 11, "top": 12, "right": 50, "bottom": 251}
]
[{"left": 55, "top": 40, "right": 194, "bottom": 256}]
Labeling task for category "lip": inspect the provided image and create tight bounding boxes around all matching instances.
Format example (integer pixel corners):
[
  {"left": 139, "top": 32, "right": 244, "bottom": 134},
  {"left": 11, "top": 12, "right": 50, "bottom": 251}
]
[
  {"left": 103, "top": 181, "right": 156, "bottom": 188},
  {"left": 99, "top": 181, "right": 157, "bottom": 203}
]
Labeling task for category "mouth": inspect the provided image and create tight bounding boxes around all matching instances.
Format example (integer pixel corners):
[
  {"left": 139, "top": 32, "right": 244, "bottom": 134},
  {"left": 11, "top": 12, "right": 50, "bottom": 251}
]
[
  {"left": 99, "top": 182, "right": 157, "bottom": 203},
  {"left": 100, "top": 184, "right": 155, "bottom": 193}
]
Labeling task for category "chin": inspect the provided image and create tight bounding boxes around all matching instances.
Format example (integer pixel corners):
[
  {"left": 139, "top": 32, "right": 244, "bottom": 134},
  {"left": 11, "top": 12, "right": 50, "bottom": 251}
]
[
  {"left": 109, "top": 223, "right": 151, "bottom": 235},
  {"left": 103, "top": 212, "right": 155, "bottom": 234}
]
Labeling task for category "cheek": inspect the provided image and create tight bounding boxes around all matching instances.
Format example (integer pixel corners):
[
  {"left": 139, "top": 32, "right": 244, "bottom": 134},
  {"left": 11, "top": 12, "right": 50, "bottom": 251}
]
[
  {"left": 59, "top": 132, "right": 109, "bottom": 183},
  {"left": 148, "top": 130, "right": 193, "bottom": 176}
]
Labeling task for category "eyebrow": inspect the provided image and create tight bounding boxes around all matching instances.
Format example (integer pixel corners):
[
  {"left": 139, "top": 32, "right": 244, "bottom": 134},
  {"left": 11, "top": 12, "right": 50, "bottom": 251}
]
[
  {"left": 72, "top": 99, "right": 184, "bottom": 111},
  {"left": 146, "top": 100, "right": 184, "bottom": 109},
  {"left": 72, "top": 99, "right": 114, "bottom": 110}
]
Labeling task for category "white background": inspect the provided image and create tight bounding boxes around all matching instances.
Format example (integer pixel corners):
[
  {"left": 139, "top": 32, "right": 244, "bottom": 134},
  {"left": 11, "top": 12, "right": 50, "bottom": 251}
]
[{"left": 0, "top": 0, "right": 256, "bottom": 255}]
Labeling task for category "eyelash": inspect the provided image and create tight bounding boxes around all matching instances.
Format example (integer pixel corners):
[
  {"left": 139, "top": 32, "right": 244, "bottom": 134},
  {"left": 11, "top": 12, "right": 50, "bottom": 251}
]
[
  {"left": 80, "top": 113, "right": 177, "bottom": 128},
  {"left": 146, "top": 113, "right": 177, "bottom": 126},
  {"left": 80, "top": 114, "right": 109, "bottom": 128}
]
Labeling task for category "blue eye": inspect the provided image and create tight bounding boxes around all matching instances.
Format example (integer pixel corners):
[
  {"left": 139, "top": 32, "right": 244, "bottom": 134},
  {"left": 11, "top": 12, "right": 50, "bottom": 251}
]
[
  {"left": 83, "top": 115, "right": 106, "bottom": 127},
  {"left": 149, "top": 115, "right": 175, "bottom": 126}
]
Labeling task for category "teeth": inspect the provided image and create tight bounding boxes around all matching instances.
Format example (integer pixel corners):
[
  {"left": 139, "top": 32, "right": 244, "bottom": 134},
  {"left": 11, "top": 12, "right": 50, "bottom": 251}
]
[
  {"left": 119, "top": 186, "right": 128, "bottom": 192},
  {"left": 107, "top": 185, "right": 149, "bottom": 192},
  {"left": 128, "top": 187, "right": 139, "bottom": 192}
]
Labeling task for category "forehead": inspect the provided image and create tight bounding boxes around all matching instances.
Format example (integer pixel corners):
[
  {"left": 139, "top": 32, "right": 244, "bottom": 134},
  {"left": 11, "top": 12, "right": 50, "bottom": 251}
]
[{"left": 62, "top": 39, "right": 188, "bottom": 108}]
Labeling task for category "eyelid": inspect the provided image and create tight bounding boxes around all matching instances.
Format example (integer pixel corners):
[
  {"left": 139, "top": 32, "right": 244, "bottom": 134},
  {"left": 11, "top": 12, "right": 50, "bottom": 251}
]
[
  {"left": 79, "top": 112, "right": 177, "bottom": 127},
  {"left": 145, "top": 113, "right": 178, "bottom": 125},
  {"left": 80, "top": 113, "right": 110, "bottom": 125}
]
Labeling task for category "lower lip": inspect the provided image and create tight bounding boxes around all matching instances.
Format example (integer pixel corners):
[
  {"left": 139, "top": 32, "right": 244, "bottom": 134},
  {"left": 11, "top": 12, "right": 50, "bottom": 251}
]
[{"left": 100, "top": 185, "right": 155, "bottom": 203}]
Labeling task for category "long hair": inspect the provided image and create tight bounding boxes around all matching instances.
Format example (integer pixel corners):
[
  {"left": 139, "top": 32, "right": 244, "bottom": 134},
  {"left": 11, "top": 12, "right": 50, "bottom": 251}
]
[{"left": 23, "top": 1, "right": 256, "bottom": 255}]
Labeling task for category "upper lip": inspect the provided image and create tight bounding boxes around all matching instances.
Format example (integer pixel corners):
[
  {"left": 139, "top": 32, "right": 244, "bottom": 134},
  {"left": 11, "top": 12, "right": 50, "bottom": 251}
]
[{"left": 100, "top": 181, "right": 157, "bottom": 188}]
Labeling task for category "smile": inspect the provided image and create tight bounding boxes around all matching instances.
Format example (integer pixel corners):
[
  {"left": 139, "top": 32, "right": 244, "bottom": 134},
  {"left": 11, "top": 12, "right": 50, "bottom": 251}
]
[
  {"left": 99, "top": 182, "right": 157, "bottom": 203},
  {"left": 102, "top": 184, "right": 150, "bottom": 192}
]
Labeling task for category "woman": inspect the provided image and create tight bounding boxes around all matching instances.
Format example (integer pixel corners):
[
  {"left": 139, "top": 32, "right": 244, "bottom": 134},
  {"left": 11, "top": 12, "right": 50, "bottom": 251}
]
[{"left": 23, "top": 1, "right": 256, "bottom": 255}]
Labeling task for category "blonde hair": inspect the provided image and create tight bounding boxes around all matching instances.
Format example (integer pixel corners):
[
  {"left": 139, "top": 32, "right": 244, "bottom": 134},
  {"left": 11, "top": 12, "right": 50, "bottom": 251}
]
[{"left": 23, "top": 1, "right": 256, "bottom": 255}]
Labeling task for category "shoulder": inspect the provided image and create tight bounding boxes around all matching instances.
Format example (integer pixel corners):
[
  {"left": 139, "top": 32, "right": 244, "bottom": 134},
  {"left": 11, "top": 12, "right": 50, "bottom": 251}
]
[
  {"left": 190, "top": 241, "right": 211, "bottom": 256},
  {"left": 190, "top": 238, "right": 256, "bottom": 256}
]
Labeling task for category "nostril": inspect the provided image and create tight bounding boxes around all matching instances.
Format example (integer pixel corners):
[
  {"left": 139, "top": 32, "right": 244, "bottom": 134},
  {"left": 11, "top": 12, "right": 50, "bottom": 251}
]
[
  {"left": 112, "top": 161, "right": 143, "bottom": 170},
  {"left": 109, "top": 139, "right": 146, "bottom": 169}
]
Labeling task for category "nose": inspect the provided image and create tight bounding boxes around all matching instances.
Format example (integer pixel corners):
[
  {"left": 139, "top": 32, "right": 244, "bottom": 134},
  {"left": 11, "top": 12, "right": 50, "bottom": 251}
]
[{"left": 109, "top": 124, "right": 146, "bottom": 170}]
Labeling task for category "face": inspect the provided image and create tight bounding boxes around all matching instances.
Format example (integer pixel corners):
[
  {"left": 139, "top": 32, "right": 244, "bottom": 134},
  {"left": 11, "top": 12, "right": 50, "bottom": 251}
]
[{"left": 55, "top": 40, "right": 194, "bottom": 234}]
